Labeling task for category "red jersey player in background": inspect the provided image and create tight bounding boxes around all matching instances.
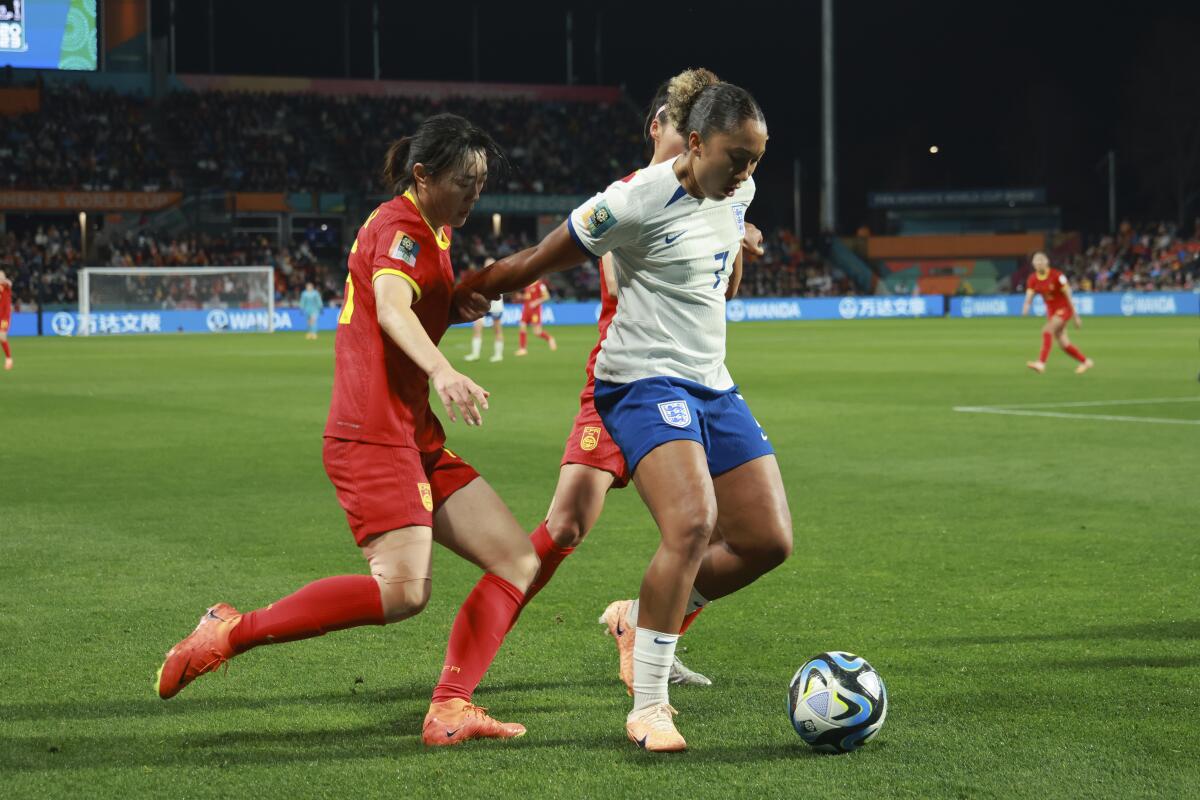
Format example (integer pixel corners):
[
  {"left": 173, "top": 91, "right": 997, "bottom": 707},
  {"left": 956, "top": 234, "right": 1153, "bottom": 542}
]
[
  {"left": 156, "top": 114, "right": 543, "bottom": 746},
  {"left": 1022, "top": 251, "right": 1094, "bottom": 374},
  {"left": 0, "top": 270, "right": 12, "bottom": 370},
  {"left": 509, "top": 71, "right": 764, "bottom": 695},
  {"left": 514, "top": 277, "right": 556, "bottom": 355}
]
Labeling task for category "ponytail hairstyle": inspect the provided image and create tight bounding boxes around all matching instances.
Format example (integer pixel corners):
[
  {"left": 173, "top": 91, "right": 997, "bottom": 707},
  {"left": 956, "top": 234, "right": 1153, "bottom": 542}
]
[
  {"left": 667, "top": 67, "right": 765, "bottom": 142},
  {"left": 381, "top": 113, "right": 510, "bottom": 195}
]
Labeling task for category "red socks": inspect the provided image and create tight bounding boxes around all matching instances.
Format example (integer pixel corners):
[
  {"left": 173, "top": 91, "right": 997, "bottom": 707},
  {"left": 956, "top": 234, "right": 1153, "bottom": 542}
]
[
  {"left": 537, "top": 331, "right": 553, "bottom": 342},
  {"left": 1063, "top": 344, "right": 1087, "bottom": 363},
  {"left": 523, "top": 521, "right": 575, "bottom": 605},
  {"left": 433, "top": 573, "right": 525, "bottom": 703},
  {"left": 1039, "top": 332, "right": 1052, "bottom": 363},
  {"left": 678, "top": 606, "right": 704, "bottom": 634},
  {"left": 228, "top": 574, "right": 384, "bottom": 654},
  {"left": 519, "top": 330, "right": 528, "bottom": 349},
  {"left": 1, "top": 341, "right": 9, "bottom": 358}
]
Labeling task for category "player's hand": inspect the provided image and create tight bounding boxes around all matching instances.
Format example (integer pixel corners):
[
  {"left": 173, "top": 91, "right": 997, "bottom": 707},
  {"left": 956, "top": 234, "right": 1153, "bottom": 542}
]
[
  {"left": 430, "top": 363, "right": 490, "bottom": 426},
  {"left": 1074, "top": 316, "right": 1082, "bottom": 329},
  {"left": 741, "top": 222, "right": 765, "bottom": 258},
  {"left": 449, "top": 285, "right": 491, "bottom": 325}
]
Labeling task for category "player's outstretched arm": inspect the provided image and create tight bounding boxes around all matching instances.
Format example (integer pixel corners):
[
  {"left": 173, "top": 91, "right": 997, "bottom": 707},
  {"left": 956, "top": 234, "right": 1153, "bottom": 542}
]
[
  {"left": 375, "top": 274, "right": 489, "bottom": 426},
  {"left": 1021, "top": 288, "right": 1035, "bottom": 315},
  {"left": 460, "top": 223, "right": 587, "bottom": 300}
]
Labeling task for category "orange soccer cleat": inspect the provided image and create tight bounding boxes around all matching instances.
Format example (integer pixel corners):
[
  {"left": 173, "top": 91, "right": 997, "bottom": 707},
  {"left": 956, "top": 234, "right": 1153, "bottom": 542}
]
[
  {"left": 1026, "top": 360, "right": 1045, "bottom": 374},
  {"left": 156, "top": 603, "right": 242, "bottom": 700},
  {"left": 599, "top": 599, "right": 636, "bottom": 696},
  {"left": 422, "top": 698, "right": 526, "bottom": 746},
  {"left": 4, "top": 357, "right": 11, "bottom": 370},
  {"left": 547, "top": 337, "right": 558, "bottom": 351},
  {"left": 1075, "top": 358, "right": 1094, "bottom": 374}
]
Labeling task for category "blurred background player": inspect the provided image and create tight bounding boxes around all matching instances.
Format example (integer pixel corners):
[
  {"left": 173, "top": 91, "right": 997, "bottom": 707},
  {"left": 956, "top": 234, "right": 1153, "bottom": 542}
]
[
  {"left": 465, "top": 257, "right": 505, "bottom": 362},
  {"left": 300, "top": 281, "right": 323, "bottom": 340},
  {"left": 155, "top": 114, "right": 542, "bottom": 747},
  {"left": 461, "top": 72, "right": 792, "bottom": 752},
  {"left": 0, "top": 269, "right": 12, "bottom": 370},
  {"left": 514, "top": 278, "right": 556, "bottom": 356},
  {"left": 1022, "top": 251, "right": 1094, "bottom": 374}
]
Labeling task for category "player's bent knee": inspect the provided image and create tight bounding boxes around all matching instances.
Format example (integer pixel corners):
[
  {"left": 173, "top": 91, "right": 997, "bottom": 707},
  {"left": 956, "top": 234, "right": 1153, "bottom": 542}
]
[
  {"left": 375, "top": 576, "right": 432, "bottom": 623},
  {"left": 546, "top": 514, "right": 587, "bottom": 548},
  {"left": 664, "top": 507, "right": 718, "bottom": 557},
  {"left": 492, "top": 548, "right": 539, "bottom": 593}
]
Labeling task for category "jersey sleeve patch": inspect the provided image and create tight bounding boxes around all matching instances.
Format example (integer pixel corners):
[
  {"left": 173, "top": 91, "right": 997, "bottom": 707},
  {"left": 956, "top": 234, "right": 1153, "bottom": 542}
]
[
  {"left": 387, "top": 230, "right": 421, "bottom": 266},
  {"left": 583, "top": 200, "right": 618, "bottom": 238}
]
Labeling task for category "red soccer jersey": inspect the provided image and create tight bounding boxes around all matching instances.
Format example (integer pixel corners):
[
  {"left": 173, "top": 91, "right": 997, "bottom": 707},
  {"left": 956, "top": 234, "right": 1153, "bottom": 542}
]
[
  {"left": 324, "top": 190, "right": 455, "bottom": 451},
  {"left": 522, "top": 279, "right": 548, "bottom": 310},
  {"left": 578, "top": 263, "right": 618, "bottom": 403},
  {"left": 1026, "top": 268, "right": 1071, "bottom": 314},
  {"left": 0, "top": 282, "right": 11, "bottom": 319}
]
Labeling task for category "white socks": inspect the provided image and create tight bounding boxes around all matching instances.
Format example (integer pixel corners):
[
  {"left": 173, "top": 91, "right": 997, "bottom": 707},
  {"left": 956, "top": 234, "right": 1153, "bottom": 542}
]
[
  {"left": 687, "top": 586, "right": 709, "bottom": 614},
  {"left": 492, "top": 340, "right": 503, "bottom": 359},
  {"left": 632, "top": 627, "right": 678, "bottom": 712},
  {"left": 468, "top": 337, "right": 482, "bottom": 358}
]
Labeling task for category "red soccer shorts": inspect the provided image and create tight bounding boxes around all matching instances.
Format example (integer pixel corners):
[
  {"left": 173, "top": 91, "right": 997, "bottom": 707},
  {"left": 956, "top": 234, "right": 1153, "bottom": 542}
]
[
  {"left": 322, "top": 438, "right": 480, "bottom": 545},
  {"left": 1047, "top": 303, "right": 1073, "bottom": 321},
  {"left": 560, "top": 391, "right": 630, "bottom": 488},
  {"left": 521, "top": 306, "right": 542, "bottom": 325}
]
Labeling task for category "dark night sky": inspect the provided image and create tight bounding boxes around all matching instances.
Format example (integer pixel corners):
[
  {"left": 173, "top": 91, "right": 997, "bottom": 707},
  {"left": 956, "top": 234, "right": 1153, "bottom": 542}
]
[{"left": 157, "top": 0, "right": 1200, "bottom": 234}]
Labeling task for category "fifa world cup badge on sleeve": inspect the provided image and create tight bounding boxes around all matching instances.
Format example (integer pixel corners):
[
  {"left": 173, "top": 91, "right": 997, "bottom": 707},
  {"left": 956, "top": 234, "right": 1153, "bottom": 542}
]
[
  {"left": 389, "top": 231, "right": 420, "bottom": 266},
  {"left": 580, "top": 426, "right": 602, "bottom": 451},
  {"left": 584, "top": 200, "right": 617, "bottom": 237},
  {"left": 658, "top": 401, "right": 691, "bottom": 428},
  {"left": 417, "top": 482, "right": 434, "bottom": 511}
]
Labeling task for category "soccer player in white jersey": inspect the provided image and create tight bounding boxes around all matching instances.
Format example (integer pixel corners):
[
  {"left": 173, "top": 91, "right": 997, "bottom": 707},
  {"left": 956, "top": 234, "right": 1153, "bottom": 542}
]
[
  {"left": 460, "top": 70, "right": 792, "bottom": 752},
  {"left": 464, "top": 258, "right": 505, "bottom": 362}
]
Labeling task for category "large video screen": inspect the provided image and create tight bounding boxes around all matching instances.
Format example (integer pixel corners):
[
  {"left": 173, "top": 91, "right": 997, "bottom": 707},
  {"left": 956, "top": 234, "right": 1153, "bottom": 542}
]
[{"left": 1, "top": 1, "right": 96, "bottom": 70}]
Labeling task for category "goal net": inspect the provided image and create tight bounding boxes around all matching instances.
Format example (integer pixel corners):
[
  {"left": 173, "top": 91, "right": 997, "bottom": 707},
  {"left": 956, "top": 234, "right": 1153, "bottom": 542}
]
[{"left": 77, "top": 267, "right": 276, "bottom": 336}]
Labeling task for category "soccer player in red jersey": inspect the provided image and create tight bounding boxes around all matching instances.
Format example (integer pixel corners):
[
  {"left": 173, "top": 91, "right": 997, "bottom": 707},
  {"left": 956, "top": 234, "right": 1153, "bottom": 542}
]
[
  {"left": 513, "top": 74, "right": 765, "bottom": 695},
  {"left": 0, "top": 270, "right": 12, "bottom": 370},
  {"left": 514, "top": 278, "right": 556, "bottom": 355},
  {"left": 1022, "top": 251, "right": 1093, "bottom": 374},
  {"left": 156, "top": 114, "right": 541, "bottom": 746}
]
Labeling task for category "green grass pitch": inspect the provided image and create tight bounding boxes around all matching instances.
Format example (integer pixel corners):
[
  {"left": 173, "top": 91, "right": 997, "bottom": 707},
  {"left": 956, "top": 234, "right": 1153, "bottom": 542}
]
[{"left": 1, "top": 316, "right": 1198, "bottom": 798}]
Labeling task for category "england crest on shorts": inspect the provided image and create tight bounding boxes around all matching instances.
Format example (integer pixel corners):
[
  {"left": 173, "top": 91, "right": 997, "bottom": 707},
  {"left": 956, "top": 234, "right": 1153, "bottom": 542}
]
[{"left": 658, "top": 400, "right": 692, "bottom": 428}]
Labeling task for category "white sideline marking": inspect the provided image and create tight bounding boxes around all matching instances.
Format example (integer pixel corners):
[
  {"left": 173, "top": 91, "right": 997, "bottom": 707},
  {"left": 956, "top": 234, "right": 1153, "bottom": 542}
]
[{"left": 953, "top": 397, "right": 1200, "bottom": 426}]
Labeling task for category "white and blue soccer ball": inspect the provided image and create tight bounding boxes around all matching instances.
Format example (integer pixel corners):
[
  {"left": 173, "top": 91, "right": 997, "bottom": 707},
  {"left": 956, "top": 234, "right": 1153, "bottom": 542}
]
[{"left": 788, "top": 651, "right": 887, "bottom": 753}]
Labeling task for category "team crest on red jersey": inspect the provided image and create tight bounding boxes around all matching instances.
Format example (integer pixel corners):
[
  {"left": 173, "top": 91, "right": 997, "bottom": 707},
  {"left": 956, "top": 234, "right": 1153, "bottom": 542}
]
[
  {"left": 417, "top": 482, "right": 433, "bottom": 511},
  {"left": 580, "top": 426, "right": 602, "bottom": 451}
]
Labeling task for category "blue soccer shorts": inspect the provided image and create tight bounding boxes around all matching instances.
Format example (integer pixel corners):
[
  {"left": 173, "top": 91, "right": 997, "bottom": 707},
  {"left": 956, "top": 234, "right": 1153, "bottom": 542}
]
[{"left": 593, "top": 376, "right": 774, "bottom": 477}]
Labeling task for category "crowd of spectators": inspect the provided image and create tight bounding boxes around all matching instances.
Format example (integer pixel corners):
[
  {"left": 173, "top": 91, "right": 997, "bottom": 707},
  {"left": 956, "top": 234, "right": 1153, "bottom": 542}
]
[
  {"left": 0, "top": 83, "right": 173, "bottom": 192},
  {"left": 5, "top": 82, "right": 645, "bottom": 196},
  {"left": 0, "top": 226, "right": 344, "bottom": 309},
  {"left": 1052, "top": 219, "right": 1200, "bottom": 292}
]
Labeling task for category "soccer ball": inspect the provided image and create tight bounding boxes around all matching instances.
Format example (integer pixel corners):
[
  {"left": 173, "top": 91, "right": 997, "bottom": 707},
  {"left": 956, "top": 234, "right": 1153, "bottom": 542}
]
[{"left": 788, "top": 651, "right": 887, "bottom": 753}]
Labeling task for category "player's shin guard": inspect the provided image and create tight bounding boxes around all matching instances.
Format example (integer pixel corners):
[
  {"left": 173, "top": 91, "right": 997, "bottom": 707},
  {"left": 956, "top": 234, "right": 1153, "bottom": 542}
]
[
  {"left": 432, "top": 573, "right": 524, "bottom": 703},
  {"left": 632, "top": 628, "right": 678, "bottom": 711},
  {"left": 1063, "top": 343, "right": 1087, "bottom": 363},
  {"left": 520, "top": 521, "right": 576, "bottom": 607},
  {"left": 227, "top": 575, "right": 385, "bottom": 654},
  {"left": 1039, "top": 332, "right": 1053, "bottom": 363}
]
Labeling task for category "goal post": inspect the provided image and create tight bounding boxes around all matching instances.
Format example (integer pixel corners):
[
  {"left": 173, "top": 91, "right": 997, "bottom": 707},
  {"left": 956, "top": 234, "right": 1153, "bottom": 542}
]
[{"left": 78, "top": 266, "right": 276, "bottom": 336}]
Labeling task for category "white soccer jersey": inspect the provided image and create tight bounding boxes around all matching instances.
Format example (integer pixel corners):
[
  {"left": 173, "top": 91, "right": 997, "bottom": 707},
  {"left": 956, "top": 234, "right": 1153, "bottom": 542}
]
[{"left": 567, "top": 158, "right": 753, "bottom": 389}]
